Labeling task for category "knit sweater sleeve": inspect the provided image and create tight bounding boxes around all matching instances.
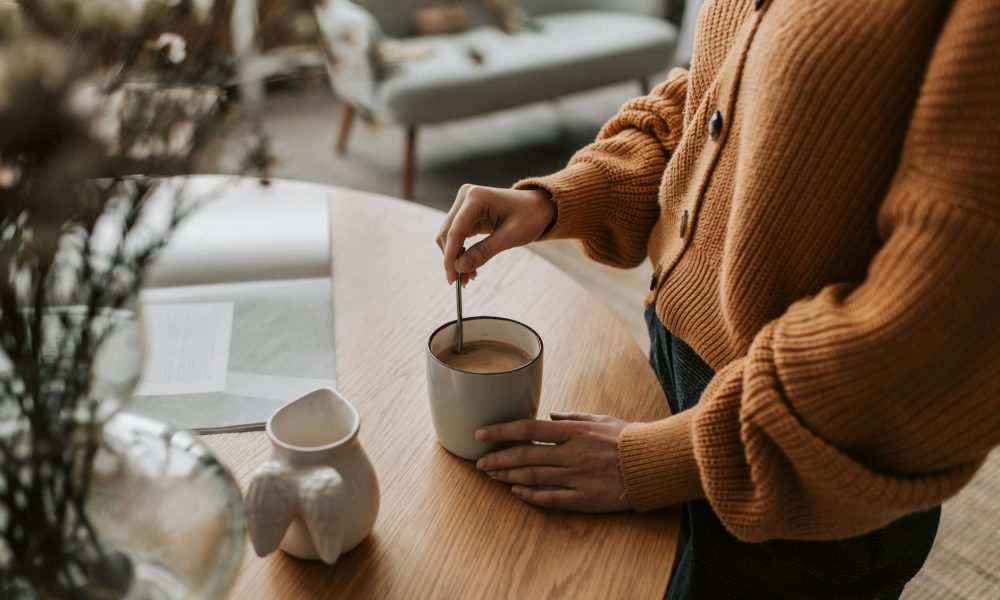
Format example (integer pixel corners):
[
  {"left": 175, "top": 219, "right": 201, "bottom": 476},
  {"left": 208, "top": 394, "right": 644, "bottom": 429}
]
[
  {"left": 512, "top": 68, "right": 688, "bottom": 268},
  {"left": 619, "top": 0, "right": 1000, "bottom": 541}
]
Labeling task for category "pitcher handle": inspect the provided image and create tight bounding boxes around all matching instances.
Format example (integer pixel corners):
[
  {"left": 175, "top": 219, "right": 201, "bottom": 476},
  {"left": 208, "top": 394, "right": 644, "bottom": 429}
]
[{"left": 298, "top": 466, "right": 347, "bottom": 565}]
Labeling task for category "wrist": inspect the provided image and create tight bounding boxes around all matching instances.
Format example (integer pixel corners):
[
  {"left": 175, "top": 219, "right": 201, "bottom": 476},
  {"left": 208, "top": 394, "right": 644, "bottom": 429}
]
[{"left": 525, "top": 187, "right": 557, "bottom": 239}]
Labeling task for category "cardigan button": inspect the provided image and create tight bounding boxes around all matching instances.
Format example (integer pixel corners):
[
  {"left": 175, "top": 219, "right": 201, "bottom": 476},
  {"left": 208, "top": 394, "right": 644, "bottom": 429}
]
[
  {"left": 649, "top": 264, "right": 663, "bottom": 291},
  {"left": 754, "top": 0, "right": 767, "bottom": 9},
  {"left": 679, "top": 210, "right": 690, "bottom": 237},
  {"left": 708, "top": 110, "right": 724, "bottom": 140}
]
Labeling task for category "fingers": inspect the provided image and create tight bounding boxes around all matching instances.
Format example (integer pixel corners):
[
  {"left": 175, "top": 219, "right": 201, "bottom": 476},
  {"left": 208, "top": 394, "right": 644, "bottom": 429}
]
[
  {"left": 510, "top": 486, "right": 579, "bottom": 511},
  {"left": 443, "top": 191, "right": 493, "bottom": 283},
  {"left": 456, "top": 235, "right": 506, "bottom": 274},
  {"left": 549, "top": 411, "right": 604, "bottom": 422},
  {"left": 487, "top": 466, "right": 571, "bottom": 487},
  {"left": 476, "top": 419, "right": 573, "bottom": 444},
  {"left": 477, "top": 443, "right": 568, "bottom": 470},
  {"left": 460, "top": 269, "right": 477, "bottom": 287},
  {"left": 438, "top": 184, "right": 551, "bottom": 284},
  {"left": 478, "top": 414, "right": 634, "bottom": 514},
  {"left": 436, "top": 183, "right": 472, "bottom": 252},
  {"left": 440, "top": 185, "right": 479, "bottom": 284}
]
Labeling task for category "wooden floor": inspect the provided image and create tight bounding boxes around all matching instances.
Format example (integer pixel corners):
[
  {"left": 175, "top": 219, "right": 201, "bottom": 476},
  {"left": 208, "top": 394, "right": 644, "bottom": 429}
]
[{"left": 222, "top": 86, "right": 998, "bottom": 600}]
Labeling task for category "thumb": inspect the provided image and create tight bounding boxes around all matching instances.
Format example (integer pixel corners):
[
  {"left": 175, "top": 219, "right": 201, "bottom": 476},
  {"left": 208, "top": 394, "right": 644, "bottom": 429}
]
[
  {"left": 455, "top": 234, "right": 509, "bottom": 273},
  {"left": 549, "top": 411, "right": 602, "bottom": 422}
]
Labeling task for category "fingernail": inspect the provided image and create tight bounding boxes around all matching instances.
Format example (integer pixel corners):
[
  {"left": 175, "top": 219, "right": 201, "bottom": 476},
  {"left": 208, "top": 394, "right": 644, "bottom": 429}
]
[
  {"left": 475, "top": 429, "right": 488, "bottom": 441},
  {"left": 476, "top": 459, "right": 486, "bottom": 469},
  {"left": 486, "top": 471, "right": 498, "bottom": 479},
  {"left": 511, "top": 486, "right": 523, "bottom": 495}
]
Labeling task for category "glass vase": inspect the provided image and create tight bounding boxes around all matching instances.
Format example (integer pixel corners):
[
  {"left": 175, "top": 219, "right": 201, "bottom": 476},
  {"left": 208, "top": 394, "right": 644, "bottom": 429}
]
[
  {"left": 86, "top": 411, "right": 245, "bottom": 599},
  {"left": 0, "top": 308, "right": 245, "bottom": 599},
  {"left": 85, "top": 309, "right": 246, "bottom": 599}
]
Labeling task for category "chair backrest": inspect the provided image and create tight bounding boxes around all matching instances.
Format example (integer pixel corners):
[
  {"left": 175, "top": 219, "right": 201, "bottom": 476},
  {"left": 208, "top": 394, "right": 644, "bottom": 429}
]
[{"left": 353, "top": 0, "right": 666, "bottom": 38}]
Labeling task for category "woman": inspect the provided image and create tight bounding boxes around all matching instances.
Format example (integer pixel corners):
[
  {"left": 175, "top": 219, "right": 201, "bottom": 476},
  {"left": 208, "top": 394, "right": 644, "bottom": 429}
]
[{"left": 436, "top": 1, "right": 999, "bottom": 597}]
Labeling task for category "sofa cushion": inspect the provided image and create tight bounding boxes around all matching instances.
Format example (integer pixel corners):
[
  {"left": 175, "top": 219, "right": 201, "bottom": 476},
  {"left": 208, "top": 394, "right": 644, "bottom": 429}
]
[
  {"left": 378, "top": 11, "right": 677, "bottom": 125},
  {"left": 521, "top": 0, "right": 666, "bottom": 18}
]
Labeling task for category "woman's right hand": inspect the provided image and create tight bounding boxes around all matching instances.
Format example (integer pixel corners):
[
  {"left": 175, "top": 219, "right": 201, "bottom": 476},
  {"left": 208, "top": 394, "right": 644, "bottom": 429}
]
[{"left": 436, "top": 184, "right": 556, "bottom": 285}]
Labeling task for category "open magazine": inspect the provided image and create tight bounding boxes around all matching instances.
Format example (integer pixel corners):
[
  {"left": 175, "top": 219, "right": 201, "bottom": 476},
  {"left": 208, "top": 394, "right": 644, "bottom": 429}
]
[
  {"left": 125, "top": 177, "right": 335, "bottom": 433},
  {"left": 132, "top": 277, "right": 336, "bottom": 433}
]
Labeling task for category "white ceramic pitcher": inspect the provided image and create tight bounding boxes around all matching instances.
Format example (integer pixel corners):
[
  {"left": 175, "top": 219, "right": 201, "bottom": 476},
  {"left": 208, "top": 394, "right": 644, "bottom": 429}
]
[{"left": 245, "top": 389, "right": 379, "bottom": 564}]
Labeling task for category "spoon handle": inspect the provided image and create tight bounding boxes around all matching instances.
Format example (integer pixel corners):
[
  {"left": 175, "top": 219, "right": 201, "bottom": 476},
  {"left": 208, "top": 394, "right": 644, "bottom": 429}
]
[
  {"left": 456, "top": 279, "right": 463, "bottom": 353},
  {"left": 456, "top": 247, "right": 465, "bottom": 353}
]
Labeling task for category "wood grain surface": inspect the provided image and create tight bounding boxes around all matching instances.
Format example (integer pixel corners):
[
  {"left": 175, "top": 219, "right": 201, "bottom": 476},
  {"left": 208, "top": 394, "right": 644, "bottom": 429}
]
[{"left": 205, "top": 184, "right": 680, "bottom": 599}]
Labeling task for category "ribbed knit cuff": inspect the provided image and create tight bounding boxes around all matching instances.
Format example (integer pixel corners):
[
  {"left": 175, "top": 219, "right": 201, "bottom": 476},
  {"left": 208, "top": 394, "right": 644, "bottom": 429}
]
[
  {"left": 513, "top": 161, "right": 611, "bottom": 242},
  {"left": 618, "top": 408, "right": 705, "bottom": 512}
]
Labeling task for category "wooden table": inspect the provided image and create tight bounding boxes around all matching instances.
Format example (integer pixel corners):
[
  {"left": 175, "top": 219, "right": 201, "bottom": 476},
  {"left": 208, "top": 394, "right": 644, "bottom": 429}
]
[{"left": 206, "top": 183, "right": 680, "bottom": 599}]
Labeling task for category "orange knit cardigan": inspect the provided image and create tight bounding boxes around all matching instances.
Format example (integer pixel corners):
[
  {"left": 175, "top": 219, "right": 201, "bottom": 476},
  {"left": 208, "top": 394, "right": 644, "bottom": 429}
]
[{"left": 515, "top": 0, "right": 1000, "bottom": 541}]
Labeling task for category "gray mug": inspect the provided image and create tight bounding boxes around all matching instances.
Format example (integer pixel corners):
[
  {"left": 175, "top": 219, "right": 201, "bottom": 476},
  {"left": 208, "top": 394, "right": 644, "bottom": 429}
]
[{"left": 426, "top": 317, "right": 543, "bottom": 460}]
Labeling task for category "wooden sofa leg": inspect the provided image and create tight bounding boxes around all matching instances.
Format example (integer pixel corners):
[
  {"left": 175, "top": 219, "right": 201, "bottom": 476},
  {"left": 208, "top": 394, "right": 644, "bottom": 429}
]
[
  {"left": 402, "top": 127, "right": 418, "bottom": 201},
  {"left": 335, "top": 103, "right": 356, "bottom": 155},
  {"left": 639, "top": 77, "right": 651, "bottom": 95}
]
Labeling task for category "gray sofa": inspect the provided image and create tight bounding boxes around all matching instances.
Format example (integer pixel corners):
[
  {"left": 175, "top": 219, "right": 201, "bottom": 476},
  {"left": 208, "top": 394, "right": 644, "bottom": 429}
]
[{"left": 316, "top": 0, "right": 678, "bottom": 199}]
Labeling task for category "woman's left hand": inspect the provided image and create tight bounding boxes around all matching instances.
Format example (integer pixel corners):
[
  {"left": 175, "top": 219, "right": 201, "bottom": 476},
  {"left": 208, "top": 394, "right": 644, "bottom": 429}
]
[{"left": 475, "top": 412, "right": 634, "bottom": 513}]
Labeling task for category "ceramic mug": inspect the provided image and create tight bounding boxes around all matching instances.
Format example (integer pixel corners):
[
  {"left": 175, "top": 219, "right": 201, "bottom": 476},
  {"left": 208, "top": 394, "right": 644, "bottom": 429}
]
[{"left": 426, "top": 317, "right": 543, "bottom": 460}]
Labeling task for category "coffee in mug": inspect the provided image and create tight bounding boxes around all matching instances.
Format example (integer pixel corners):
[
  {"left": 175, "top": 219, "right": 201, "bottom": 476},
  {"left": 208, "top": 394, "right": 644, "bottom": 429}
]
[
  {"left": 434, "top": 340, "right": 532, "bottom": 374},
  {"left": 426, "top": 317, "right": 543, "bottom": 460}
]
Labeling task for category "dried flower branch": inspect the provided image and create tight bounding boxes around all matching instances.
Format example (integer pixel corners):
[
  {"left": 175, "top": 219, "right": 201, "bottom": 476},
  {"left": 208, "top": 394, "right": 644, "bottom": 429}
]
[{"left": 0, "top": 1, "right": 278, "bottom": 596}]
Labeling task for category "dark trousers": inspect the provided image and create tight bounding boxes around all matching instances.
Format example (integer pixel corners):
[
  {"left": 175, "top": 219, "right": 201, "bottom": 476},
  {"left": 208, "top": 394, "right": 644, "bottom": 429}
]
[{"left": 645, "top": 306, "right": 940, "bottom": 600}]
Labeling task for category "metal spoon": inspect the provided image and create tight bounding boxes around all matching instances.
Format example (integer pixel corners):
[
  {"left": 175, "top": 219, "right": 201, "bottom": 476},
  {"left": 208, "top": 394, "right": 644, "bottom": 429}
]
[{"left": 455, "top": 247, "right": 465, "bottom": 354}]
